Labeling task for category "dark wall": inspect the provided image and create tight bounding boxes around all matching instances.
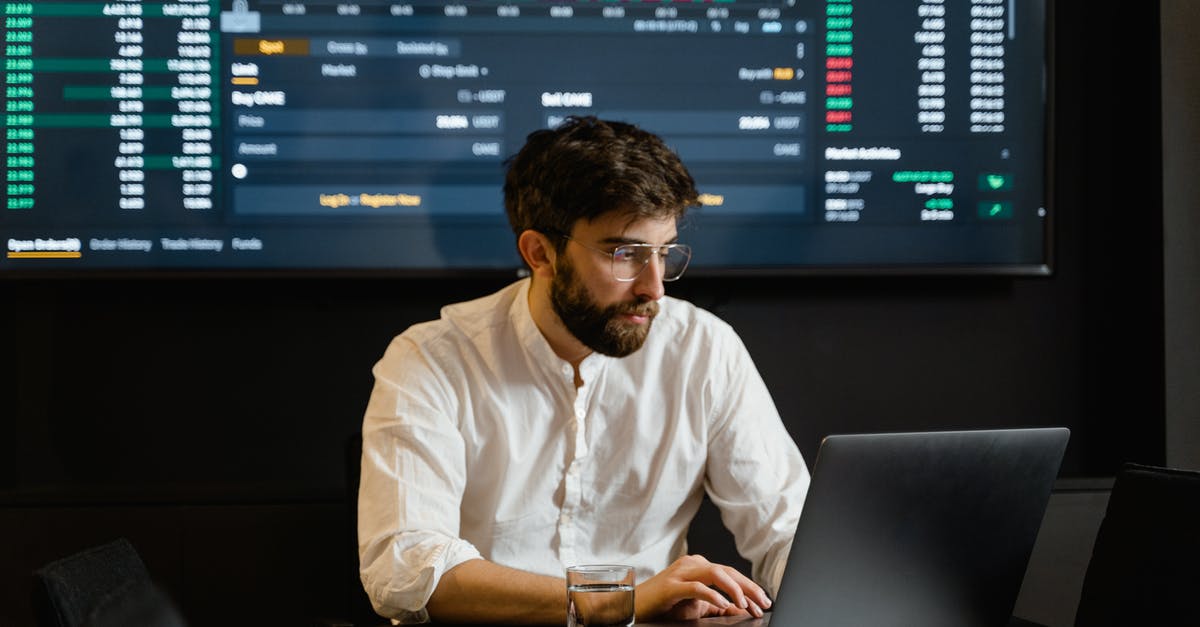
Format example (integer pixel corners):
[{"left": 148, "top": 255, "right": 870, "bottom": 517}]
[{"left": 0, "top": 2, "right": 1169, "bottom": 625}]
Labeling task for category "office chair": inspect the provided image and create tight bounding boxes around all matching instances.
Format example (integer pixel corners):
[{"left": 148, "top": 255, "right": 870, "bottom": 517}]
[
  {"left": 1073, "top": 463, "right": 1200, "bottom": 626},
  {"left": 32, "top": 537, "right": 185, "bottom": 627},
  {"left": 79, "top": 578, "right": 187, "bottom": 627}
]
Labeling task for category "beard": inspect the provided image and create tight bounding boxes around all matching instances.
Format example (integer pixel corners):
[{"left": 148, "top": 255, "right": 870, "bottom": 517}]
[{"left": 550, "top": 255, "right": 660, "bottom": 358}]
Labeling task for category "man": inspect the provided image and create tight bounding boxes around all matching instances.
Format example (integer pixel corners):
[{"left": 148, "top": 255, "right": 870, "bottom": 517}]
[{"left": 358, "top": 116, "right": 809, "bottom": 624}]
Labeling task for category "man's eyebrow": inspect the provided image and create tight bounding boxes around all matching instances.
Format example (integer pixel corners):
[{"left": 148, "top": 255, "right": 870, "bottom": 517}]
[{"left": 598, "top": 235, "right": 680, "bottom": 246}]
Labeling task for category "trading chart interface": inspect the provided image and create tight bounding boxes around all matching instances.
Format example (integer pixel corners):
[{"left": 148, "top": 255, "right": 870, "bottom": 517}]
[{"left": 2, "top": 0, "right": 1047, "bottom": 273}]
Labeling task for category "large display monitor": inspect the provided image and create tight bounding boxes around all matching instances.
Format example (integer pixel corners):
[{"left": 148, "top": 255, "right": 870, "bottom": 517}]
[{"left": 1, "top": 0, "right": 1049, "bottom": 276}]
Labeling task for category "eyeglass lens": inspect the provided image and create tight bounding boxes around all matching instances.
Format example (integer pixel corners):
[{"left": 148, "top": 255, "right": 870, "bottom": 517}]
[{"left": 612, "top": 245, "right": 691, "bottom": 281}]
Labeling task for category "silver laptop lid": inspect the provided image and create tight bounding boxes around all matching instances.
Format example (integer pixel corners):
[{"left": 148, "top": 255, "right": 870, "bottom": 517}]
[{"left": 770, "top": 427, "right": 1069, "bottom": 627}]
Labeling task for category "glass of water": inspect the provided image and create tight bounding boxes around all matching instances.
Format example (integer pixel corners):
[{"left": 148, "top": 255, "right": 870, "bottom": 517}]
[{"left": 566, "top": 564, "right": 635, "bottom": 627}]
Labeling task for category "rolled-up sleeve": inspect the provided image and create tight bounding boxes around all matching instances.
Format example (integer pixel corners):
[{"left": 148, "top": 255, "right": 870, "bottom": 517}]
[
  {"left": 703, "top": 331, "right": 810, "bottom": 599},
  {"left": 358, "top": 336, "right": 483, "bottom": 623}
]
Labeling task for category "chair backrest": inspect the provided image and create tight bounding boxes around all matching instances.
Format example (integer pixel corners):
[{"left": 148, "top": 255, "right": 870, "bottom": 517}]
[
  {"left": 79, "top": 578, "right": 187, "bottom": 627},
  {"left": 31, "top": 537, "right": 184, "bottom": 627},
  {"left": 33, "top": 538, "right": 150, "bottom": 627},
  {"left": 1074, "top": 463, "right": 1200, "bottom": 626}
]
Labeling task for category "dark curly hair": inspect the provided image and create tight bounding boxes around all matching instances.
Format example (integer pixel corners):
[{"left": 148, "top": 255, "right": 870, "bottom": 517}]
[{"left": 503, "top": 116, "right": 699, "bottom": 252}]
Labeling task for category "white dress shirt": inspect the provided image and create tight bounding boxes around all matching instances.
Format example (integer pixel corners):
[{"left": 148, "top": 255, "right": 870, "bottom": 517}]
[{"left": 358, "top": 279, "right": 809, "bottom": 622}]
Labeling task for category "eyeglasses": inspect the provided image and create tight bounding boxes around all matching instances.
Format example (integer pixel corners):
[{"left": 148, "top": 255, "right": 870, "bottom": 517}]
[{"left": 556, "top": 234, "right": 692, "bottom": 282}]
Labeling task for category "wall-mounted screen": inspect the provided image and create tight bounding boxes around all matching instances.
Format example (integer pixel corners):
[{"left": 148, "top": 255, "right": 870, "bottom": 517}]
[{"left": 1, "top": 0, "right": 1048, "bottom": 275}]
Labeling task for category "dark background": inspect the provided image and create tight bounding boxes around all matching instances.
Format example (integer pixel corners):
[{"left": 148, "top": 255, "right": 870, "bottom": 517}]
[{"left": 0, "top": 1, "right": 1185, "bottom": 625}]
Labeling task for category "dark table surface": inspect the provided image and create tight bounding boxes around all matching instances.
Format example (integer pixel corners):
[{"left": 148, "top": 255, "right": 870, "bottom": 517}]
[
  {"left": 637, "top": 615, "right": 1046, "bottom": 627},
  {"left": 414, "top": 614, "right": 1047, "bottom": 627}
]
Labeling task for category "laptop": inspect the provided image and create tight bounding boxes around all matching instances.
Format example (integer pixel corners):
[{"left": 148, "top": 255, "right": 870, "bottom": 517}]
[{"left": 760, "top": 427, "right": 1069, "bottom": 627}]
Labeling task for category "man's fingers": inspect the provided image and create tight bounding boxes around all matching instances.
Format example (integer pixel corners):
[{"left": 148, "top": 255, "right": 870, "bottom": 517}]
[
  {"left": 705, "top": 564, "right": 763, "bottom": 610},
  {"left": 685, "top": 581, "right": 734, "bottom": 610},
  {"left": 708, "top": 568, "right": 748, "bottom": 609},
  {"left": 719, "top": 564, "right": 771, "bottom": 609}
]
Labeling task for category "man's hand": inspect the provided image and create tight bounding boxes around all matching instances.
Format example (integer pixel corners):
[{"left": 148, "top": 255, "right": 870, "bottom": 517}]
[{"left": 634, "top": 555, "right": 771, "bottom": 621}]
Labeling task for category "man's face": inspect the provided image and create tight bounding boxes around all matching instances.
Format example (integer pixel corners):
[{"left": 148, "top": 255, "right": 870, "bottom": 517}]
[{"left": 549, "top": 214, "right": 677, "bottom": 357}]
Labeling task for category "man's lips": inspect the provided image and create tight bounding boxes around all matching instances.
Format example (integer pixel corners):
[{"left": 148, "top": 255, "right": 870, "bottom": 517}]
[
  {"left": 621, "top": 312, "right": 650, "bottom": 324},
  {"left": 618, "top": 304, "right": 658, "bottom": 324}
]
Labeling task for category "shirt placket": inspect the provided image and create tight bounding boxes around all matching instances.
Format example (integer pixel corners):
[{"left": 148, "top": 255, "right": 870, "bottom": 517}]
[{"left": 557, "top": 363, "right": 592, "bottom": 568}]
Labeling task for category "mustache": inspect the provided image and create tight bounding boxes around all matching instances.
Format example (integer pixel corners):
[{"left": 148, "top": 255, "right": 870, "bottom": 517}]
[{"left": 616, "top": 300, "right": 660, "bottom": 317}]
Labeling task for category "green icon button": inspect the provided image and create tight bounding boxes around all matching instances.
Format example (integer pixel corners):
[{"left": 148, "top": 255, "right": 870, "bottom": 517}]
[
  {"left": 979, "top": 173, "right": 1013, "bottom": 191},
  {"left": 978, "top": 201, "right": 1013, "bottom": 219}
]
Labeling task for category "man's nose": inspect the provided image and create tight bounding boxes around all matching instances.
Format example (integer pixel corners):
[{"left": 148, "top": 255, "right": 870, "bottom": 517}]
[{"left": 631, "top": 252, "right": 666, "bottom": 301}]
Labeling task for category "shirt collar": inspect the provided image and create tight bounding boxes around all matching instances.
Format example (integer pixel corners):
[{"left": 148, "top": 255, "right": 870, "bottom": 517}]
[{"left": 510, "top": 278, "right": 613, "bottom": 383}]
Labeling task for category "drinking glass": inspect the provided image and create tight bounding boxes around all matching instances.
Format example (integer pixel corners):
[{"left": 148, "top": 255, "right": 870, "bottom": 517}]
[{"left": 566, "top": 564, "right": 635, "bottom": 627}]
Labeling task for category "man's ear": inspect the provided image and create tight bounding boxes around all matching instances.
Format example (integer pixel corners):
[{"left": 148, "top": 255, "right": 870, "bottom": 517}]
[{"left": 517, "top": 230, "right": 557, "bottom": 279}]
